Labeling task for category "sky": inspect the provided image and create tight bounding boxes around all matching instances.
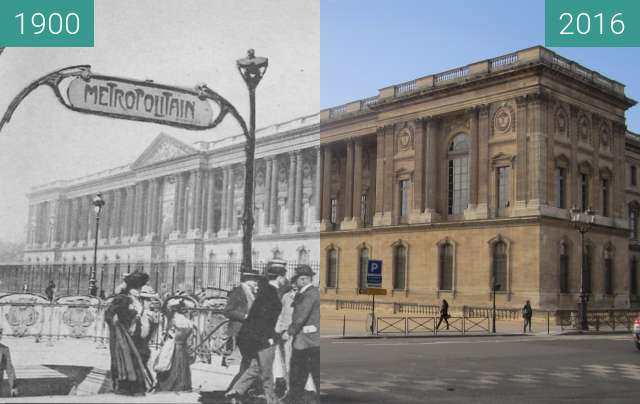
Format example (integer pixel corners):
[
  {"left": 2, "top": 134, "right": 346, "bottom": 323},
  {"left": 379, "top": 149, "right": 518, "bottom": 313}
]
[
  {"left": 321, "top": 0, "right": 640, "bottom": 130},
  {"left": 0, "top": 0, "right": 319, "bottom": 244}
]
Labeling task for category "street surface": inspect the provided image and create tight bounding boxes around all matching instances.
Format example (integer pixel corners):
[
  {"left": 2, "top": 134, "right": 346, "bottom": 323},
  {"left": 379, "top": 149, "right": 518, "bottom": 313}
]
[{"left": 320, "top": 334, "right": 640, "bottom": 404}]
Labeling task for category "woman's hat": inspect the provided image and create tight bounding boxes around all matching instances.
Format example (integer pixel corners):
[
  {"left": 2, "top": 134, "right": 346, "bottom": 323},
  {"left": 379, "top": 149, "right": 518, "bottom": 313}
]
[
  {"left": 241, "top": 269, "right": 263, "bottom": 282},
  {"left": 164, "top": 294, "right": 198, "bottom": 312},
  {"left": 123, "top": 271, "right": 149, "bottom": 289},
  {"left": 266, "top": 259, "right": 287, "bottom": 277},
  {"left": 139, "top": 285, "right": 160, "bottom": 300}
]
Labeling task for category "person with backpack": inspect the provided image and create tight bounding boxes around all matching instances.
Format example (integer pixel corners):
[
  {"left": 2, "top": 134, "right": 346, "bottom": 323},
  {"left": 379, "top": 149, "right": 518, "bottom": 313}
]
[{"left": 522, "top": 300, "right": 533, "bottom": 333}]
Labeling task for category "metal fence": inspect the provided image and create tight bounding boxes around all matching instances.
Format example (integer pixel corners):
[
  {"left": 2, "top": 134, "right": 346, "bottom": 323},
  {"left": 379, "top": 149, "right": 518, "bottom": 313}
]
[
  {"left": 557, "top": 309, "right": 640, "bottom": 331},
  {"left": 376, "top": 316, "right": 491, "bottom": 335},
  {"left": 0, "top": 261, "right": 319, "bottom": 298}
]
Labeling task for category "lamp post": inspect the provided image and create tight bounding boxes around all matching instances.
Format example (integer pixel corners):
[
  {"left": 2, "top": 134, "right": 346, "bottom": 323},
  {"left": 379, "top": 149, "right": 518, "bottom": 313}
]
[
  {"left": 492, "top": 277, "right": 501, "bottom": 334},
  {"left": 90, "top": 193, "right": 105, "bottom": 296},
  {"left": 569, "top": 205, "right": 596, "bottom": 331},
  {"left": 236, "top": 50, "right": 268, "bottom": 274}
]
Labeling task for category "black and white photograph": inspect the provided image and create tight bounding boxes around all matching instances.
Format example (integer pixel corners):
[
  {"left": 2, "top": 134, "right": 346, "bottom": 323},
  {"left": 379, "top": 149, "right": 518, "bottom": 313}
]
[{"left": 0, "top": 1, "right": 319, "bottom": 403}]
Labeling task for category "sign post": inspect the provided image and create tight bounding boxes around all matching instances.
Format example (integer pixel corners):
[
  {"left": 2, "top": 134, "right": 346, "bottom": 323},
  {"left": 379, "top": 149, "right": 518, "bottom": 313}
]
[{"left": 366, "top": 260, "right": 383, "bottom": 334}]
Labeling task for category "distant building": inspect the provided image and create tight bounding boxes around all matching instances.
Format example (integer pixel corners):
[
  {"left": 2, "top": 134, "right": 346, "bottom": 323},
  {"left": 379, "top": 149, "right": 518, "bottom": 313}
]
[
  {"left": 319, "top": 46, "right": 639, "bottom": 310},
  {"left": 23, "top": 114, "right": 320, "bottom": 268}
]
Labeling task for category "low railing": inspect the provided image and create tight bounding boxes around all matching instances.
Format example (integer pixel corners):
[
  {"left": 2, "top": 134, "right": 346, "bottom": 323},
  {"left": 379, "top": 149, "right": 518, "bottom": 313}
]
[
  {"left": 434, "top": 66, "right": 470, "bottom": 84},
  {"left": 463, "top": 305, "right": 522, "bottom": 320},
  {"left": 328, "top": 104, "right": 348, "bottom": 119},
  {"left": 394, "top": 302, "right": 440, "bottom": 315},
  {"left": 490, "top": 52, "right": 519, "bottom": 70},
  {"left": 376, "top": 316, "right": 490, "bottom": 335},
  {"left": 557, "top": 309, "right": 640, "bottom": 331},
  {"left": 394, "top": 80, "right": 417, "bottom": 96},
  {"left": 360, "top": 96, "right": 378, "bottom": 109}
]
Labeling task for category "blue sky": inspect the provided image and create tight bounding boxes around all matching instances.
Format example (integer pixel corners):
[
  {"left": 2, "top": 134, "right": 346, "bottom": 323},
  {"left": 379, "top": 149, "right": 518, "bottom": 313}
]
[{"left": 321, "top": 0, "right": 640, "bottom": 131}]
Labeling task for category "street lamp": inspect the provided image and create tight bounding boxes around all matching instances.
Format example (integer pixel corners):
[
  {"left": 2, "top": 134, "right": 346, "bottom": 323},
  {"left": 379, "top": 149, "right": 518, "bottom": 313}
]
[
  {"left": 569, "top": 205, "right": 596, "bottom": 331},
  {"left": 492, "top": 277, "right": 501, "bottom": 334},
  {"left": 90, "top": 193, "right": 105, "bottom": 296},
  {"left": 236, "top": 49, "right": 268, "bottom": 274}
]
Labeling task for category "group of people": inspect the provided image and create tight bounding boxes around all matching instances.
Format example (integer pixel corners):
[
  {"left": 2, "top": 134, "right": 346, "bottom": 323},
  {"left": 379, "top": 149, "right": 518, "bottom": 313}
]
[
  {"left": 224, "top": 261, "right": 320, "bottom": 404},
  {"left": 104, "top": 270, "right": 196, "bottom": 395}
]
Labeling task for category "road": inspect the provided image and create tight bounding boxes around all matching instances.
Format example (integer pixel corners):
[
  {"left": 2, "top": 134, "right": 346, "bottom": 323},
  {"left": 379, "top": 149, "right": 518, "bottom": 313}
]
[{"left": 320, "top": 334, "right": 640, "bottom": 404}]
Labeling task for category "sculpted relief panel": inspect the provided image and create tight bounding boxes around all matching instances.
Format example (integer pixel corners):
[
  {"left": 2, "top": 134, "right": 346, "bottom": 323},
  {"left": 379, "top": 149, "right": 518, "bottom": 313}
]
[{"left": 491, "top": 102, "right": 515, "bottom": 136}]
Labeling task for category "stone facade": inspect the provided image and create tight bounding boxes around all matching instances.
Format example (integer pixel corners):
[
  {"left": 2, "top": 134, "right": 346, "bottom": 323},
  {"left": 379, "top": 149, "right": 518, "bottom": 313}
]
[
  {"left": 24, "top": 114, "right": 320, "bottom": 266},
  {"left": 320, "top": 46, "right": 639, "bottom": 310}
]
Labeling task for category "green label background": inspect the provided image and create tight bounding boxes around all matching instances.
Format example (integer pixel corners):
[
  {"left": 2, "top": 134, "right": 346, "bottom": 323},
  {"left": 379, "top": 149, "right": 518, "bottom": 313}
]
[
  {"left": 546, "top": 0, "right": 640, "bottom": 47},
  {"left": 0, "top": 0, "right": 94, "bottom": 47}
]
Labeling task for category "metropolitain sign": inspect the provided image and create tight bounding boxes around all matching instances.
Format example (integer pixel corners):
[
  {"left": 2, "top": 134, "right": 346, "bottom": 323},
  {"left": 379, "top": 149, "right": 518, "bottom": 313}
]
[{"left": 66, "top": 75, "right": 219, "bottom": 129}]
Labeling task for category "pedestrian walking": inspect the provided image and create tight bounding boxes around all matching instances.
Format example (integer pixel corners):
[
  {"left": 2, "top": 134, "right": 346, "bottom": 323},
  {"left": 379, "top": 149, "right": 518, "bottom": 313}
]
[
  {"left": 223, "top": 270, "right": 259, "bottom": 373},
  {"left": 45, "top": 280, "right": 55, "bottom": 302},
  {"left": 522, "top": 300, "right": 533, "bottom": 333},
  {"left": 436, "top": 299, "right": 450, "bottom": 330},
  {"left": 155, "top": 296, "right": 197, "bottom": 392},
  {"left": 286, "top": 265, "right": 320, "bottom": 404},
  {"left": 104, "top": 271, "right": 154, "bottom": 395}
]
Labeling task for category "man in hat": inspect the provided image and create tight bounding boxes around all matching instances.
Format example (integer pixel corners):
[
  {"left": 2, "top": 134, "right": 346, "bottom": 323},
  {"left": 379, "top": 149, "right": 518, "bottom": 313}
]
[
  {"left": 226, "top": 269, "right": 282, "bottom": 403},
  {"left": 224, "top": 270, "right": 261, "bottom": 393},
  {"left": 286, "top": 265, "right": 320, "bottom": 403}
]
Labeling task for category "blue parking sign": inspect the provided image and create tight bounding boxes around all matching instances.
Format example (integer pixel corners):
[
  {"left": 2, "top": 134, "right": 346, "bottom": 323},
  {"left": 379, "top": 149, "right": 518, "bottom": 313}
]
[{"left": 367, "top": 260, "right": 382, "bottom": 287}]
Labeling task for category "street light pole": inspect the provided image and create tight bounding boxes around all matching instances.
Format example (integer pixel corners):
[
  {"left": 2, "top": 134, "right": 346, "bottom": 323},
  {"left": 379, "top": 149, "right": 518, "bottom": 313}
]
[
  {"left": 570, "top": 205, "right": 595, "bottom": 331},
  {"left": 237, "top": 50, "right": 268, "bottom": 274},
  {"left": 90, "top": 193, "right": 105, "bottom": 296}
]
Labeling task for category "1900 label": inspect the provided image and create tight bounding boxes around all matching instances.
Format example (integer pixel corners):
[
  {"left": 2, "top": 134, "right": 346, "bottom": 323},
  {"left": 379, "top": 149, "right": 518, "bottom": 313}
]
[{"left": 0, "top": 0, "right": 93, "bottom": 47}]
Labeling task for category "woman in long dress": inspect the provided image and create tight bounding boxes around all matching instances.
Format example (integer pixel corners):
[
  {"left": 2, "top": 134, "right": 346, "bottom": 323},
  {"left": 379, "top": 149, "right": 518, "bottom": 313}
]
[
  {"left": 104, "top": 271, "right": 154, "bottom": 395},
  {"left": 156, "top": 298, "right": 197, "bottom": 392}
]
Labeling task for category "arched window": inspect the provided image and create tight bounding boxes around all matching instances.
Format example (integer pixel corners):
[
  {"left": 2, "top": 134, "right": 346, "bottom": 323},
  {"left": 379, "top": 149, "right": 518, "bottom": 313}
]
[
  {"left": 604, "top": 245, "right": 613, "bottom": 295},
  {"left": 447, "top": 134, "right": 470, "bottom": 215},
  {"left": 439, "top": 242, "right": 453, "bottom": 291},
  {"left": 359, "top": 247, "right": 369, "bottom": 289},
  {"left": 492, "top": 241, "right": 507, "bottom": 292},
  {"left": 559, "top": 241, "right": 569, "bottom": 294},
  {"left": 326, "top": 248, "right": 338, "bottom": 288},
  {"left": 393, "top": 244, "right": 407, "bottom": 290}
]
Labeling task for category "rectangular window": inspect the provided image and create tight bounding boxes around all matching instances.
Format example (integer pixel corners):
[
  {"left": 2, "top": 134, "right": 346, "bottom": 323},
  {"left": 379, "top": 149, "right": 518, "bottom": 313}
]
[
  {"left": 601, "top": 179, "right": 609, "bottom": 217},
  {"left": 604, "top": 258, "right": 613, "bottom": 295},
  {"left": 496, "top": 166, "right": 510, "bottom": 210},
  {"left": 631, "top": 257, "right": 638, "bottom": 296},
  {"left": 399, "top": 180, "right": 409, "bottom": 218},
  {"left": 555, "top": 167, "right": 566, "bottom": 209},
  {"left": 632, "top": 166, "right": 637, "bottom": 187},
  {"left": 448, "top": 160, "right": 454, "bottom": 214},
  {"left": 330, "top": 198, "right": 337, "bottom": 224},
  {"left": 630, "top": 209, "right": 638, "bottom": 240},
  {"left": 580, "top": 174, "right": 589, "bottom": 212}
]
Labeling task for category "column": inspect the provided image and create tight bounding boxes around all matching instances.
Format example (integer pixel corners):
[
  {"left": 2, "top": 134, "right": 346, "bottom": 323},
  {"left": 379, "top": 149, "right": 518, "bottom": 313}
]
[
  {"left": 373, "top": 128, "right": 385, "bottom": 224},
  {"left": 294, "top": 150, "right": 304, "bottom": 227},
  {"left": 133, "top": 182, "right": 145, "bottom": 239},
  {"left": 173, "top": 174, "right": 183, "bottom": 235},
  {"left": 182, "top": 173, "right": 191, "bottom": 233},
  {"left": 287, "top": 152, "right": 297, "bottom": 226},
  {"left": 199, "top": 171, "right": 207, "bottom": 233},
  {"left": 412, "top": 119, "right": 425, "bottom": 215},
  {"left": 263, "top": 158, "right": 273, "bottom": 230},
  {"left": 321, "top": 146, "right": 332, "bottom": 229},
  {"left": 269, "top": 157, "right": 279, "bottom": 229},
  {"left": 424, "top": 118, "right": 440, "bottom": 220},
  {"left": 527, "top": 93, "right": 547, "bottom": 209},
  {"left": 383, "top": 126, "right": 394, "bottom": 222},
  {"left": 125, "top": 185, "right": 136, "bottom": 239},
  {"left": 81, "top": 196, "right": 90, "bottom": 245},
  {"left": 155, "top": 178, "right": 164, "bottom": 236},
  {"left": 145, "top": 179, "right": 157, "bottom": 240},
  {"left": 61, "top": 200, "right": 70, "bottom": 246},
  {"left": 314, "top": 147, "right": 321, "bottom": 223},
  {"left": 111, "top": 189, "right": 122, "bottom": 241},
  {"left": 102, "top": 192, "right": 111, "bottom": 242},
  {"left": 348, "top": 139, "right": 364, "bottom": 228},
  {"left": 343, "top": 140, "right": 354, "bottom": 226},
  {"left": 218, "top": 168, "right": 228, "bottom": 236},
  {"left": 476, "top": 105, "right": 490, "bottom": 217},
  {"left": 189, "top": 170, "right": 201, "bottom": 234},
  {"left": 206, "top": 170, "right": 216, "bottom": 237},
  {"left": 515, "top": 95, "right": 528, "bottom": 210},
  {"left": 228, "top": 168, "right": 239, "bottom": 232}
]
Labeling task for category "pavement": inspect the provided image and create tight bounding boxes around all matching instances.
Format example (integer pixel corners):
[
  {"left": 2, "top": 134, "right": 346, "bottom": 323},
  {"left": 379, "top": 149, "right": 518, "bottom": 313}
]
[{"left": 321, "top": 333, "right": 640, "bottom": 404}]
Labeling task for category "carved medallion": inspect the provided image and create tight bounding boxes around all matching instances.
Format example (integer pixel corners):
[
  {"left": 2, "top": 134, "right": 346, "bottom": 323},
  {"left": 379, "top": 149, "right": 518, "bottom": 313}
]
[
  {"left": 492, "top": 104, "right": 515, "bottom": 135},
  {"left": 62, "top": 306, "right": 95, "bottom": 338},
  {"left": 398, "top": 127, "right": 413, "bottom": 151}
]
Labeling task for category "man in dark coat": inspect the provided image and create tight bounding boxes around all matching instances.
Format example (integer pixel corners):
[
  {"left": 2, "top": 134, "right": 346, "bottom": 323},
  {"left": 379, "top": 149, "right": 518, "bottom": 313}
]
[
  {"left": 226, "top": 272, "right": 282, "bottom": 403},
  {"left": 287, "top": 265, "right": 320, "bottom": 403},
  {"left": 0, "top": 328, "right": 17, "bottom": 398}
]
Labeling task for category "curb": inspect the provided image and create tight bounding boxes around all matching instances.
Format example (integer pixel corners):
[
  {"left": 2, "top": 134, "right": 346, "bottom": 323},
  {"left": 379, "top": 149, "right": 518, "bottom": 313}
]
[{"left": 330, "top": 333, "right": 527, "bottom": 340}]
